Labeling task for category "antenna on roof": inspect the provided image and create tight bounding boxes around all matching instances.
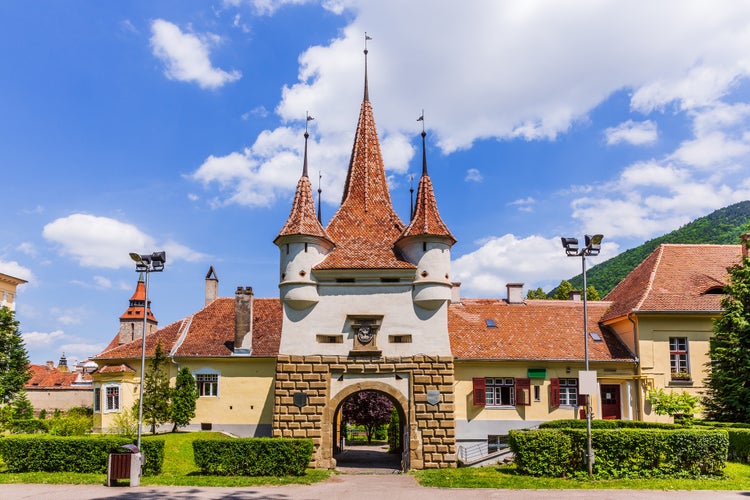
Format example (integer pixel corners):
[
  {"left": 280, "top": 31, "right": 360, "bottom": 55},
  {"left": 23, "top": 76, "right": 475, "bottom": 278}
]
[
  {"left": 317, "top": 170, "right": 323, "bottom": 223},
  {"left": 363, "top": 32, "right": 372, "bottom": 102}
]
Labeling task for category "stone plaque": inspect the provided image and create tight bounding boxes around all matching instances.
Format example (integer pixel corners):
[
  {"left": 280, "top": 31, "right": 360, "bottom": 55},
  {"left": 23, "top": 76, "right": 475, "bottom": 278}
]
[
  {"left": 293, "top": 391, "right": 308, "bottom": 408},
  {"left": 426, "top": 390, "right": 440, "bottom": 406}
]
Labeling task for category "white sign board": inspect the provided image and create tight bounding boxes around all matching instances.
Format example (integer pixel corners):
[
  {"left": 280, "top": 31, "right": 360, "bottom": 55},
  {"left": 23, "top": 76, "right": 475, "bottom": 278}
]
[{"left": 579, "top": 370, "right": 598, "bottom": 395}]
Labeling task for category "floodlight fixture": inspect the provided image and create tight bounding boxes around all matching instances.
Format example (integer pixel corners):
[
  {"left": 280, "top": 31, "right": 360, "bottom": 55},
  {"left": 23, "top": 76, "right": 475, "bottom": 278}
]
[{"left": 561, "top": 237, "right": 579, "bottom": 256}]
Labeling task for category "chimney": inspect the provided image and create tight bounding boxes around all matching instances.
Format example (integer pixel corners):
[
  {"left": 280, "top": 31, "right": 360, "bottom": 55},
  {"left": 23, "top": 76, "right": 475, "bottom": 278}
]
[
  {"left": 46, "top": 360, "right": 54, "bottom": 370},
  {"left": 741, "top": 234, "right": 750, "bottom": 259},
  {"left": 506, "top": 283, "right": 524, "bottom": 304},
  {"left": 450, "top": 282, "right": 461, "bottom": 303},
  {"left": 234, "top": 286, "right": 253, "bottom": 354},
  {"left": 569, "top": 290, "right": 582, "bottom": 301},
  {"left": 205, "top": 266, "right": 219, "bottom": 307}
]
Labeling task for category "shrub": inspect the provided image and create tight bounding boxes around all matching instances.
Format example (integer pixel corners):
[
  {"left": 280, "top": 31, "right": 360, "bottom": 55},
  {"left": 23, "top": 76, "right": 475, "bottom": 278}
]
[
  {"left": 193, "top": 438, "right": 313, "bottom": 476},
  {"left": 48, "top": 414, "right": 93, "bottom": 436},
  {"left": 7, "top": 418, "right": 48, "bottom": 434},
  {"left": 509, "top": 429, "right": 575, "bottom": 477},
  {"left": 0, "top": 435, "right": 164, "bottom": 476},
  {"left": 510, "top": 427, "right": 728, "bottom": 478},
  {"left": 540, "top": 419, "right": 680, "bottom": 430},
  {"left": 727, "top": 429, "right": 750, "bottom": 463}
]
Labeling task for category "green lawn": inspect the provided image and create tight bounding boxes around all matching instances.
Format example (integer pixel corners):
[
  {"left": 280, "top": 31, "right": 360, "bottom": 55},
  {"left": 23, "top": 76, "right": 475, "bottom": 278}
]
[{"left": 413, "top": 462, "right": 750, "bottom": 490}]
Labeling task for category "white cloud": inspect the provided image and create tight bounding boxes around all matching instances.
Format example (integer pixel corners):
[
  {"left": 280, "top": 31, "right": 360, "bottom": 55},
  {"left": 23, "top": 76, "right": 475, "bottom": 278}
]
[
  {"left": 605, "top": 120, "right": 658, "bottom": 146},
  {"left": 508, "top": 197, "right": 536, "bottom": 213},
  {"left": 195, "top": 1, "right": 750, "bottom": 212},
  {"left": 150, "top": 19, "right": 241, "bottom": 89},
  {"left": 465, "top": 168, "right": 483, "bottom": 183},
  {"left": 42, "top": 214, "right": 205, "bottom": 268},
  {"left": 452, "top": 234, "right": 615, "bottom": 297},
  {"left": 16, "top": 242, "right": 37, "bottom": 257},
  {"left": 22, "top": 329, "right": 66, "bottom": 349},
  {"left": 670, "top": 131, "right": 750, "bottom": 169},
  {"left": 224, "top": 0, "right": 315, "bottom": 16},
  {"left": 93, "top": 276, "right": 112, "bottom": 288}
]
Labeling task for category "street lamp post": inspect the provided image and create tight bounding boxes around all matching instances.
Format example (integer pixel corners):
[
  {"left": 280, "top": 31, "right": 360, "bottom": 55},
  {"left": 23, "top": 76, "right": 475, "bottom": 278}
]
[
  {"left": 128, "top": 251, "right": 166, "bottom": 457},
  {"left": 561, "top": 234, "right": 603, "bottom": 478}
]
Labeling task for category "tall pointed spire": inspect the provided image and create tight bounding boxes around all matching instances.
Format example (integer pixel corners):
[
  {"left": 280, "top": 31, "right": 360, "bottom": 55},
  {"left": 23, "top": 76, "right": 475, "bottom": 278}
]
[
  {"left": 316, "top": 41, "right": 412, "bottom": 270},
  {"left": 399, "top": 117, "right": 456, "bottom": 245},
  {"left": 274, "top": 122, "right": 331, "bottom": 244},
  {"left": 363, "top": 33, "right": 372, "bottom": 102}
]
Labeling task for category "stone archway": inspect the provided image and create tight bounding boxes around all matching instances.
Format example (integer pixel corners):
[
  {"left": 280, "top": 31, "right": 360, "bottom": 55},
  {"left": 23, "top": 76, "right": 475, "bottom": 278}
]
[{"left": 322, "top": 381, "right": 412, "bottom": 470}]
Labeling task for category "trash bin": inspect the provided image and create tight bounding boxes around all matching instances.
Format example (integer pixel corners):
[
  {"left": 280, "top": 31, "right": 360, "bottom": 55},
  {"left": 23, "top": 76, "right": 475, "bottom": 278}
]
[{"left": 107, "top": 444, "right": 141, "bottom": 487}]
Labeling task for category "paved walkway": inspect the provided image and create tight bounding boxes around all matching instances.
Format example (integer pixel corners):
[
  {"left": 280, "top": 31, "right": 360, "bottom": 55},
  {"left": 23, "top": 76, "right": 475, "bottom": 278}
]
[{"left": 2, "top": 476, "right": 748, "bottom": 500}]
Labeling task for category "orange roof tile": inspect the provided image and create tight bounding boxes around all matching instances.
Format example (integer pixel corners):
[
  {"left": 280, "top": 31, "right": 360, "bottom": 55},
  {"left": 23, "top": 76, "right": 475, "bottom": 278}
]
[
  {"left": 96, "top": 364, "right": 135, "bottom": 374},
  {"left": 94, "top": 297, "right": 282, "bottom": 360},
  {"left": 275, "top": 132, "right": 331, "bottom": 244},
  {"left": 315, "top": 99, "right": 413, "bottom": 270},
  {"left": 449, "top": 299, "right": 633, "bottom": 361},
  {"left": 602, "top": 244, "right": 741, "bottom": 321},
  {"left": 399, "top": 132, "right": 455, "bottom": 244},
  {"left": 26, "top": 364, "right": 92, "bottom": 389}
]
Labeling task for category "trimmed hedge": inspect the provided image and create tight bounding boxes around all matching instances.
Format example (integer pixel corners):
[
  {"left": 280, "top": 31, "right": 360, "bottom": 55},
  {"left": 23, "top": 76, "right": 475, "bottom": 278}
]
[
  {"left": 6, "top": 418, "right": 49, "bottom": 434},
  {"left": 193, "top": 437, "right": 313, "bottom": 476},
  {"left": 727, "top": 429, "right": 750, "bottom": 463},
  {"left": 510, "top": 428, "right": 728, "bottom": 478},
  {"left": 0, "top": 435, "right": 164, "bottom": 476},
  {"left": 539, "top": 419, "right": 680, "bottom": 430}
]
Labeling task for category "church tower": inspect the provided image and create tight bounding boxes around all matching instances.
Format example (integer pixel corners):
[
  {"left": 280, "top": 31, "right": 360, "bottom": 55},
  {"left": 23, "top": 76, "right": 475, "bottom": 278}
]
[{"left": 117, "top": 273, "right": 158, "bottom": 345}]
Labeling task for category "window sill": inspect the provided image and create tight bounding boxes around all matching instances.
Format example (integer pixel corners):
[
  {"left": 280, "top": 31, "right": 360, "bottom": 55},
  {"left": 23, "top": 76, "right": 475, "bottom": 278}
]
[
  {"left": 485, "top": 405, "right": 517, "bottom": 410},
  {"left": 669, "top": 379, "right": 693, "bottom": 387}
]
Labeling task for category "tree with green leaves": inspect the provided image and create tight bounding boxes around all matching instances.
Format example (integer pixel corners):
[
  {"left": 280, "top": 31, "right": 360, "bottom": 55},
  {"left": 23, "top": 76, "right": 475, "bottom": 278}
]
[
  {"left": 552, "top": 280, "right": 574, "bottom": 300},
  {"left": 526, "top": 287, "right": 548, "bottom": 299},
  {"left": 9, "top": 389, "right": 34, "bottom": 420},
  {"left": 585, "top": 285, "right": 601, "bottom": 301},
  {"left": 170, "top": 366, "right": 197, "bottom": 432},
  {"left": 342, "top": 391, "right": 393, "bottom": 444},
  {"left": 133, "top": 342, "right": 171, "bottom": 433},
  {"left": 703, "top": 248, "right": 750, "bottom": 422},
  {"left": 0, "top": 306, "right": 31, "bottom": 405},
  {"left": 647, "top": 389, "right": 700, "bottom": 425}
]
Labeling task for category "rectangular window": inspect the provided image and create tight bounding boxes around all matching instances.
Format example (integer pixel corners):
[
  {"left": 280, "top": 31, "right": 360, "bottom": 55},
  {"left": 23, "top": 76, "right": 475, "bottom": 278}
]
[
  {"left": 105, "top": 385, "right": 120, "bottom": 412},
  {"left": 196, "top": 373, "right": 219, "bottom": 397},
  {"left": 559, "top": 378, "right": 578, "bottom": 406},
  {"left": 670, "top": 337, "right": 690, "bottom": 377},
  {"left": 533, "top": 385, "right": 541, "bottom": 402},
  {"left": 93, "top": 387, "right": 101, "bottom": 412},
  {"left": 485, "top": 378, "right": 515, "bottom": 407}
]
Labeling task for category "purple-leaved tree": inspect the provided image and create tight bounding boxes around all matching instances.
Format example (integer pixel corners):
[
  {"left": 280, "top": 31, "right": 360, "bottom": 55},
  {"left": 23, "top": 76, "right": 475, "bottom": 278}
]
[{"left": 342, "top": 391, "right": 394, "bottom": 444}]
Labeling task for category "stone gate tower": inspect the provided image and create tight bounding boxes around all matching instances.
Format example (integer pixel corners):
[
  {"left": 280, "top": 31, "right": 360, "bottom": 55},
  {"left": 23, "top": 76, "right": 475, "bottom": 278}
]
[{"left": 272, "top": 46, "right": 457, "bottom": 469}]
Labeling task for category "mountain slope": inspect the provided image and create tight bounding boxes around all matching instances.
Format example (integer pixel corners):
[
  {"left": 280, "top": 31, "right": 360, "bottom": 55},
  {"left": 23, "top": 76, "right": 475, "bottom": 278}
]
[{"left": 567, "top": 200, "right": 750, "bottom": 296}]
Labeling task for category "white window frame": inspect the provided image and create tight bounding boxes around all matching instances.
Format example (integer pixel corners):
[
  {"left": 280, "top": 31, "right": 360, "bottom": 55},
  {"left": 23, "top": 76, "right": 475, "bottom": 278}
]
[
  {"left": 193, "top": 368, "right": 220, "bottom": 397},
  {"left": 485, "top": 377, "right": 515, "bottom": 407},
  {"left": 669, "top": 337, "right": 690, "bottom": 375},
  {"left": 559, "top": 378, "right": 578, "bottom": 407},
  {"left": 103, "top": 383, "right": 120, "bottom": 413}
]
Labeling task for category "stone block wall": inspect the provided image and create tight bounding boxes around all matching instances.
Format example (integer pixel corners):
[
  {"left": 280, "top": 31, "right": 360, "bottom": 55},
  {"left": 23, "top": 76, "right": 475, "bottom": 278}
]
[{"left": 272, "top": 354, "right": 456, "bottom": 469}]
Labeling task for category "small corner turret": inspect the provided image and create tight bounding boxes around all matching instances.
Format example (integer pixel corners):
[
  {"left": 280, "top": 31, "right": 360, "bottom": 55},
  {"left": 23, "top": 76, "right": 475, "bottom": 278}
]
[
  {"left": 396, "top": 119, "right": 456, "bottom": 310},
  {"left": 274, "top": 120, "right": 333, "bottom": 310},
  {"left": 117, "top": 273, "right": 158, "bottom": 345}
]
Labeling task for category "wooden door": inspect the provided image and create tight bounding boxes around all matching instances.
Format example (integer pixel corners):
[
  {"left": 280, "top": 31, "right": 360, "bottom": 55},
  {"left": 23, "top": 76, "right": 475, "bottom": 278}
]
[{"left": 600, "top": 384, "right": 621, "bottom": 420}]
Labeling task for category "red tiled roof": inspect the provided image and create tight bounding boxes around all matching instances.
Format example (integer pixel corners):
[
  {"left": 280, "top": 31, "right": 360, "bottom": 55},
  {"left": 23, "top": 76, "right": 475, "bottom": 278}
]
[
  {"left": 26, "top": 364, "right": 92, "bottom": 389},
  {"left": 399, "top": 174, "right": 455, "bottom": 244},
  {"left": 275, "top": 172, "right": 331, "bottom": 244},
  {"left": 315, "top": 99, "right": 413, "bottom": 270},
  {"left": 119, "top": 275, "right": 156, "bottom": 323},
  {"left": 96, "top": 364, "right": 135, "bottom": 374},
  {"left": 449, "top": 299, "right": 633, "bottom": 361},
  {"left": 94, "top": 297, "right": 282, "bottom": 360},
  {"left": 602, "top": 244, "right": 741, "bottom": 322}
]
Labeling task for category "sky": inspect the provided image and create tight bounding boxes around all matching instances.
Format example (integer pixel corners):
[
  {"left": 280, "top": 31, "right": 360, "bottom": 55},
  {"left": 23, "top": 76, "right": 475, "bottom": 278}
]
[{"left": 3, "top": 0, "right": 750, "bottom": 366}]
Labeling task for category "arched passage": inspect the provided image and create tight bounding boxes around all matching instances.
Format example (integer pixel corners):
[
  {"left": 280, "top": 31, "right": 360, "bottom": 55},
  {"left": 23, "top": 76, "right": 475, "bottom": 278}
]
[{"left": 323, "top": 381, "right": 410, "bottom": 471}]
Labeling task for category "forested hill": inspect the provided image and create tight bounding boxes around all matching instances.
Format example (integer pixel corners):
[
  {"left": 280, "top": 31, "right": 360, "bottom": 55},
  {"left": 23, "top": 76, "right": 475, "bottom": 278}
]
[{"left": 567, "top": 200, "right": 750, "bottom": 296}]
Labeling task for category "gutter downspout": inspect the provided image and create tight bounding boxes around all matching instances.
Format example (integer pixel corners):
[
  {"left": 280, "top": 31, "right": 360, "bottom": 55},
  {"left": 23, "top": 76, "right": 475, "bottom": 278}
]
[{"left": 628, "top": 311, "right": 642, "bottom": 420}]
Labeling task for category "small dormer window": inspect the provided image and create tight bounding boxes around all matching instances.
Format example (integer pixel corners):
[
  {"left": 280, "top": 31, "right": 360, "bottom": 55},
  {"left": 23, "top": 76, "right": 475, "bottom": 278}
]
[
  {"left": 589, "top": 331, "right": 603, "bottom": 342},
  {"left": 485, "top": 319, "right": 497, "bottom": 328},
  {"left": 704, "top": 286, "right": 725, "bottom": 295}
]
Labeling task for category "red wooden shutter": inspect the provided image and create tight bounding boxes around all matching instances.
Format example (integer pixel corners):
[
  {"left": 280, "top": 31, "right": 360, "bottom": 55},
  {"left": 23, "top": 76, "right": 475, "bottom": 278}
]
[
  {"left": 550, "top": 378, "right": 560, "bottom": 407},
  {"left": 472, "top": 377, "right": 486, "bottom": 406},
  {"left": 515, "top": 378, "right": 531, "bottom": 406},
  {"left": 577, "top": 394, "right": 587, "bottom": 407}
]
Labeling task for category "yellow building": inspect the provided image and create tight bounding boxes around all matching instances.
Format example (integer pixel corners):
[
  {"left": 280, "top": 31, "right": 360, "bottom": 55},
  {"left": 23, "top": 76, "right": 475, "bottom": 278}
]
[
  {"left": 602, "top": 243, "right": 743, "bottom": 422},
  {"left": 0, "top": 272, "right": 27, "bottom": 311}
]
